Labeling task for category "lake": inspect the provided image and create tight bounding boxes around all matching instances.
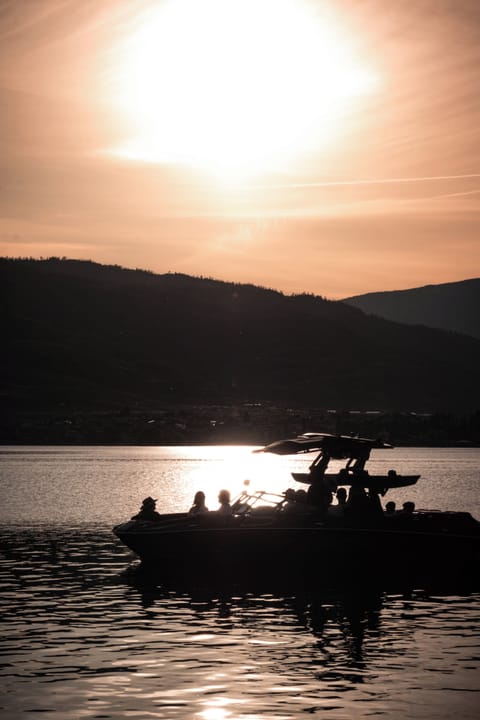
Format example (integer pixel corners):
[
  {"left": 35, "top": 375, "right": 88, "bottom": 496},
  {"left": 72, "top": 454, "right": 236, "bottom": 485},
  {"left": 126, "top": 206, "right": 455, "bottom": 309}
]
[{"left": 1, "top": 445, "right": 479, "bottom": 719}]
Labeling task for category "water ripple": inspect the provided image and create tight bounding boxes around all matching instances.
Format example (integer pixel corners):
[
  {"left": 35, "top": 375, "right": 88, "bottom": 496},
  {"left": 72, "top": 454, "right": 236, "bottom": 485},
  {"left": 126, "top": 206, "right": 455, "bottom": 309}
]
[{"left": 1, "top": 523, "right": 479, "bottom": 719}]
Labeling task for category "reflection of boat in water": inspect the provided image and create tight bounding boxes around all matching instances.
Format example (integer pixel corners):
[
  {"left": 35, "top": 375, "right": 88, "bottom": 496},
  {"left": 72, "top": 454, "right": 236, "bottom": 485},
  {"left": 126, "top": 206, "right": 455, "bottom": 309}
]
[
  {"left": 113, "top": 434, "right": 480, "bottom": 584},
  {"left": 124, "top": 563, "right": 386, "bottom": 659}
]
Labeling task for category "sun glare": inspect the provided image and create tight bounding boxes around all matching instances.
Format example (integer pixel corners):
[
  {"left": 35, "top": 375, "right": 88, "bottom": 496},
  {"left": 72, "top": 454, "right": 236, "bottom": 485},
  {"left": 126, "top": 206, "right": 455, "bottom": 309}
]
[{"left": 111, "top": 0, "right": 377, "bottom": 180}]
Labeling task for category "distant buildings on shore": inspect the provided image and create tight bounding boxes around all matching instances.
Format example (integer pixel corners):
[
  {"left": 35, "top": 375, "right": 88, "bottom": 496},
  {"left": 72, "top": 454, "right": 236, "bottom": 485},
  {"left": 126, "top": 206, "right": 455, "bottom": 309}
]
[{"left": 1, "top": 404, "right": 478, "bottom": 446}]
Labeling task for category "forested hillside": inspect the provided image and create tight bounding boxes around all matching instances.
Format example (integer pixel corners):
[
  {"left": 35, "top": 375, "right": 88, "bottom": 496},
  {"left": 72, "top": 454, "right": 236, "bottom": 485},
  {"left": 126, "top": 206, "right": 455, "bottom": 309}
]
[{"left": 2, "top": 258, "right": 480, "bottom": 414}]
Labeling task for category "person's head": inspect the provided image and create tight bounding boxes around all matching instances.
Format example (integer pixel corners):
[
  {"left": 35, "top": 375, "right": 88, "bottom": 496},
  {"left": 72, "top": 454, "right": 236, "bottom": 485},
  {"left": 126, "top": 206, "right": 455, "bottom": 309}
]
[
  {"left": 142, "top": 496, "right": 156, "bottom": 508},
  {"left": 402, "top": 501, "right": 415, "bottom": 513},
  {"left": 218, "top": 489, "right": 230, "bottom": 504},
  {"left": 295, "top": 489, "right": 308, "bottom": 503},
  {"left": 284, "top": 488, "right": 296, "bottom": 501},
  {"left": 194, "top": 491, "right": 206, "bottom": 505},
  {"left": 385, "top": 500, "right": 396, "bottom": 513},
  {"left": 336, "top": 487, "right": 347, "bottom": 504}
]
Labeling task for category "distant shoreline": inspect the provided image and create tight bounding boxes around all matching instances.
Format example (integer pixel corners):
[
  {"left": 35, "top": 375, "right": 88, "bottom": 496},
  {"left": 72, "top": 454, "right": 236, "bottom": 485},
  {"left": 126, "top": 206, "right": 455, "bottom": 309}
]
[{"left": 2, "top": 405, "right": 479, "bottom": 448}]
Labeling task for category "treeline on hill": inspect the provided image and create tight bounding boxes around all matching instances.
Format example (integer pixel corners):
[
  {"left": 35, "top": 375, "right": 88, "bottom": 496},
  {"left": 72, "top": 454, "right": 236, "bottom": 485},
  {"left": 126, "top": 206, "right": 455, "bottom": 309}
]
[{"left": 2, "top": 258, "right": 480, "bottom": 423}]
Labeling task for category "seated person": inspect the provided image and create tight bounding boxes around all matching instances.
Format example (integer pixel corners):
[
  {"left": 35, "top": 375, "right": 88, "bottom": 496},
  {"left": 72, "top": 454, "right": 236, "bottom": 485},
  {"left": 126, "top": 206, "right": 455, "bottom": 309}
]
[
  {"left": 328, "top": 487, "right": 347, "bottom": 516},
  {"left": 295, "top": 489, "right": 309, "bottom": 504},
  {"left": 385, "top": 500, "right": 396, "bottom": 514},
  {"left": 336, "top": 486, "right": 347, "bottom": 507},
  {"left": 281, "top": 488, "right": 298, "bottom": 511},
  {"left": 399, "top": 500, "right": 415, "bottom": 514},
  {"left": 189, "top": 491, "right": 209, "bottom": 515},
  {"left": 132, "top": 496, "right": 161, "bottom": 522},
  {"left": 217, "top": 489, "right": 233, "bottom": 515}
]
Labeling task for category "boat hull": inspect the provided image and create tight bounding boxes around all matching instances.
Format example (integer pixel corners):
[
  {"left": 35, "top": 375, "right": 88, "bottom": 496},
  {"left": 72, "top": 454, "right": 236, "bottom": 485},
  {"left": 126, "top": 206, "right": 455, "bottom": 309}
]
[{"left": 114, "top": 513, "right": 480, "bottom": 586}]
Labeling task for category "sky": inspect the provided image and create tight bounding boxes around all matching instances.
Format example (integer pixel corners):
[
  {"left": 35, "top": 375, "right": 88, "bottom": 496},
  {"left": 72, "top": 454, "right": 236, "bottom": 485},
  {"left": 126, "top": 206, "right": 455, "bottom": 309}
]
[{"left": 1, "top": 0, "right": 479, "bottom": 298}]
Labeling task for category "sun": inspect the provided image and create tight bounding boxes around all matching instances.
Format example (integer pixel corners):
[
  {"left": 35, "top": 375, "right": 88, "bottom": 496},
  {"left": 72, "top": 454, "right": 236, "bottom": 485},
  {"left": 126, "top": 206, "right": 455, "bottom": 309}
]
[{"left": 110, "top": 0, "right": 377, "bottom": 180}]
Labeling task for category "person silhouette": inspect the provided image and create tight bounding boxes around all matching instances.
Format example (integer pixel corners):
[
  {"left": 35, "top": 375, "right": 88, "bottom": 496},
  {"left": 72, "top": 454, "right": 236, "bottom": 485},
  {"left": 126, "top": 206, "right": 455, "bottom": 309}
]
[
  {"left": 189, "top": 490, "right": 209, "bottom": 514},
  {"left": 328, "top": 486, "right": 347, "bottom": 516},
  {"left": 217, "top": 489, "right": 232, "bottom": 515},
  {"left": 132, "top": 496, "right": 161, "bottom": 521}
]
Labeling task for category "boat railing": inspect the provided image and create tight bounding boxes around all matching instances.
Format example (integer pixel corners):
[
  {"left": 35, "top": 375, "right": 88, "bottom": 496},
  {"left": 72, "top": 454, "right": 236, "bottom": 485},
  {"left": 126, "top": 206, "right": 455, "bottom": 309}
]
[{"left": 232, "top": 490, "right": 285, "bottom": 515}]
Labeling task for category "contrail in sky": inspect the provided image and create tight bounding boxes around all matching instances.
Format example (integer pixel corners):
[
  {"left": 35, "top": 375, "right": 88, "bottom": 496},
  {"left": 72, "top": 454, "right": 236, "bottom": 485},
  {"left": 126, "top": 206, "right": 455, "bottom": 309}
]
[
  {"left": 423, "top": 187, "right": 480, "bottom": 201},
  {"left": 245, "top": 173, "right": 480, "bottom": 190}
]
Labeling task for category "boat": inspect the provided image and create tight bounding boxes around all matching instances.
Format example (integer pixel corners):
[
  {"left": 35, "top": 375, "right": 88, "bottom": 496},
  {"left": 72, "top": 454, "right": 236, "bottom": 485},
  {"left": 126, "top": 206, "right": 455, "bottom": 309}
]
[{"left": 113, "top": 433, "right": 480, "bottom": 585}]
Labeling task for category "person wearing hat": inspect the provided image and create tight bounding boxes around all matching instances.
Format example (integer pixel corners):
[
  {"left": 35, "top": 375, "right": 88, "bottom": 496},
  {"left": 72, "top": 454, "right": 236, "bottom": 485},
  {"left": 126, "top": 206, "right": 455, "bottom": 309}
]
[{"left": 132, "top": 496, "right": 161, "bottom": 522}]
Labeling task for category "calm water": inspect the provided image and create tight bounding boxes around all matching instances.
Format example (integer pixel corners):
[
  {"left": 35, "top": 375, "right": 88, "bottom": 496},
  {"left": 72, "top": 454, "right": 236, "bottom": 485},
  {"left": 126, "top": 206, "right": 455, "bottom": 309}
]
[{"left": 1, "top": 446, "right": 479, "bottom": 719}]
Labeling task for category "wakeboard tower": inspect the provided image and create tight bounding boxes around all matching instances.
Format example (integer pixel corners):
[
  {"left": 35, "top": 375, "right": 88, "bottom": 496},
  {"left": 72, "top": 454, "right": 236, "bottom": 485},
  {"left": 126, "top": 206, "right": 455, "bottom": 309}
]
[{"left": 257, "top": 432, "right": 419, "bottom": 494}]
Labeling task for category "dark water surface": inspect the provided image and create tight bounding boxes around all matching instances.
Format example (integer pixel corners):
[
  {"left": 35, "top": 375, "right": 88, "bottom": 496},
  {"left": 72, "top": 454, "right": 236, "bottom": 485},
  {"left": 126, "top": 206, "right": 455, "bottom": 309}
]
[{"left": 1, "top": 447, "right": 479, "bottom": 719}]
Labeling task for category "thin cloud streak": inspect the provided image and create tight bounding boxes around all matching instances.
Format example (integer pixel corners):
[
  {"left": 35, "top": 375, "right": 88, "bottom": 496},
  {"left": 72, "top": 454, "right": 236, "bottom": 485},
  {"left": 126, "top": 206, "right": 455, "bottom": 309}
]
[
  {"left": 244, "top": 173, "right": 480, "bottom": 191},
  {"left": 422, "top": 188, "right": 480, "bottom": 201}
]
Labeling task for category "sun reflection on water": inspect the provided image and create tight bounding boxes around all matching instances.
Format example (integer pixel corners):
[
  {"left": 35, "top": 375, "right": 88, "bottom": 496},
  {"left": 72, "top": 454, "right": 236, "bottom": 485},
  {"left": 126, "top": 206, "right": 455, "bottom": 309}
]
[
  {"left": 198, "top": 695, "right": 242, "bottom": 720},
  {"left": 3, "top": 445, "right": 479, "bottom": 524}
]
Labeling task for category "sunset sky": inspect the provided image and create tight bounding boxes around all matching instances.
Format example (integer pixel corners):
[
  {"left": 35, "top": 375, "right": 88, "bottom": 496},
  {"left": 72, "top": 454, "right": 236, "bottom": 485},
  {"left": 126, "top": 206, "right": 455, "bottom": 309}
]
[{"left": 1, "top": 0, "right": 479, "bottom": 298}]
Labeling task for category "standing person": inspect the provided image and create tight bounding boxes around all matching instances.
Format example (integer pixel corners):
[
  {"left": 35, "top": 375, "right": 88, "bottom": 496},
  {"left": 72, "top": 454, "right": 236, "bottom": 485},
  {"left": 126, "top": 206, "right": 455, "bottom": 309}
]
[
  {"left": 307, "top": 478, "right": 333, "bottom": 512},
  {"left": 217, "top": 489, "right": 232, "bottom": 515},
  {"left": 189, "top": 491, "right": 209, "bottom": 514}
]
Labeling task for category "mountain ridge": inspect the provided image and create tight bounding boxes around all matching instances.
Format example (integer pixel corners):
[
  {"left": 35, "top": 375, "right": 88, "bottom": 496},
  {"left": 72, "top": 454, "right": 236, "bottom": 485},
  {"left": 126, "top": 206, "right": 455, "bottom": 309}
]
[
  {"left": 2, "top": 257, "right": 479, "bottom": 413},
  {"left": 342, "top": 278, "right": 480, "bottom": 339}
]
